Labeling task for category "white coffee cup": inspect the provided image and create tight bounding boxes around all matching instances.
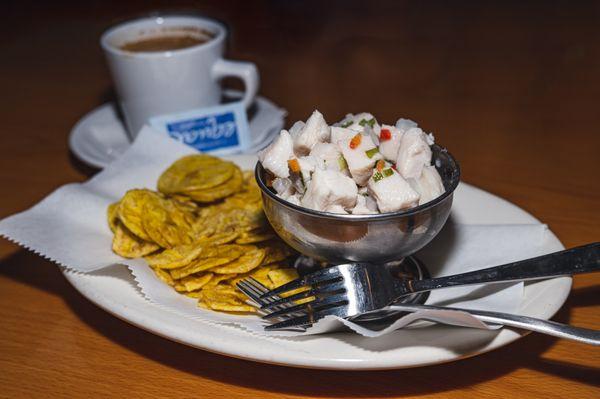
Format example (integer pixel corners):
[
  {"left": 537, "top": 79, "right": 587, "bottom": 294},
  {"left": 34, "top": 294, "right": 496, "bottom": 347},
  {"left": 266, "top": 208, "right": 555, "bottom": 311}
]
[{"left": 101, "top": 14, "right": 259, "bottom": 137}]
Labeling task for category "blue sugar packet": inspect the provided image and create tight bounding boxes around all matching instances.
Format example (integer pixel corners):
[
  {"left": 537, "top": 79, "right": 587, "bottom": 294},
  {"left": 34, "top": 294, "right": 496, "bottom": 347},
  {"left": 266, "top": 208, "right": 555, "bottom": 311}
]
[{"left": 149, "top": 101, "right": 251, "bottom": 155}]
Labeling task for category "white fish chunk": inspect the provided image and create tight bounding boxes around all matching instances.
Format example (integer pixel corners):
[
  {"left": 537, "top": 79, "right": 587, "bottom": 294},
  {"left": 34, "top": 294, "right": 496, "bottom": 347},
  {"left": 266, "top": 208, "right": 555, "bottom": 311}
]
[
  {"left": 367, "top": 168, "right": 420, "bottom": 213},
  {"left": 396, "top": 127, "right": 432, "bottom": 179},
  {"left": 288, "top": 120, "right": 305, "bottom": 139},
  {"left": 272, "top": 177, "right": 294, "bottom": 199},
  {"left": 335, "top": 113, "right": 353, "bottom": 127},
  {"left": 293, "top": 110, "right": 330, "bottom": 155},
  {"left": 310, "top": 142, "right": 346, "bottom": 172},
  {"left": 409, "top": 165, "right": 445, "bottom": 205},
  {"left": 283, "top": 193, "right": 302, "bottom": 206},
  {"left": 301, "top": 169, "right": 357, "bottom": 211},
  {"left": 365, "top": 195, "right": 379, "bottom": 212},
  {"left": 330, "top": 126, "right": 356, "bottom": 145},
  {"left": 364, "top": 123, "right": 381, "bottom": 146},
  {"left": 310, "top": 142, "right": 340, "bottom": 166},
  {"left": 338, "top": 112, "right": 378, "bottom": 133},
  {"left": 290, "top": 175, "right": 306, "bottom": 195},
  {"left": 395, "top": 118, "right": 418, "bottom": 132},
  {"left": 298, "top": 155, "right": 318, "bottom": 175},
  {"left": 396, "top": 118, "right": 434, "bottom": 146},
  {"left": 426, "top": 133, "right": 435, "bottom": 145},
  {"left": 258, "top": 130, "right": 295, "bottom": 178},
  {"left": 352, "top": 194, "right": 379, "bottom": 215},
  {"left": 289, "top": 155, "right": 317, "bottom": 194},
  {"left": 378, "top": 124, "right": 404, "bottom": 162},
  {"left": 339, "top": 134, "right": 382, "bottom": 186}
]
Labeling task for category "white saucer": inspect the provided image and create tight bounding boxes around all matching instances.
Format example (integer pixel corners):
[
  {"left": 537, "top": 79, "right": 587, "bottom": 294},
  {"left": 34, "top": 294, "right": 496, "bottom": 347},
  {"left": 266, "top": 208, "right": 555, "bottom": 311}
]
[
  {"left": 62, "top": 154, "right": 570, "bottom": 370},
  {"left": 69, "top": 92, "right": 286, "bottom": 169}
]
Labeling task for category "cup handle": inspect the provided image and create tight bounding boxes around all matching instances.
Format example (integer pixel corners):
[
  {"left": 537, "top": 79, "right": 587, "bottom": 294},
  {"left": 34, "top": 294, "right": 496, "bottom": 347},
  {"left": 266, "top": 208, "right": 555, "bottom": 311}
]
[{"left": 212, "top": 59, "right": 260, "bottom": 109}]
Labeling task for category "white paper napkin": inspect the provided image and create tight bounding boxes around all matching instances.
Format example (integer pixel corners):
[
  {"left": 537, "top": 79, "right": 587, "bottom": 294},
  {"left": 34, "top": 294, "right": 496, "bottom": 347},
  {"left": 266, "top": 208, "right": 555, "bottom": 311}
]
[{"left": 0, "top": 127, "right": 551, "bottom": 337}]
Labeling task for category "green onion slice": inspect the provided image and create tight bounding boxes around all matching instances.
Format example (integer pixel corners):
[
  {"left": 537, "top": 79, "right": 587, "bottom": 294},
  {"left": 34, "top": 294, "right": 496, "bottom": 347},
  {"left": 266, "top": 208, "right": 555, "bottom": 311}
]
[
  {"left": 365, "top": 148, "right": 379, "bottom": 158},
  {"left": 338, "top": 155, "right": 348, "bottom": 170},
  {"left": 359, "top": 118, "right": 376, "bottom": 128},
  {"left": 382, "top": 168, "right": 394, "bottom": 177}
]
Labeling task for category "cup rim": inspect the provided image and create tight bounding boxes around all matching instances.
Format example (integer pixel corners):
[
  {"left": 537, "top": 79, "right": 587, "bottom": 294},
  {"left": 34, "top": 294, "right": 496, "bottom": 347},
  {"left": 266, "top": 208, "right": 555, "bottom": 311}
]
[
  {"left": 255, "top": 143, "right": 461, "bottom": 222},
  {"left": 100, "top": 13, "right": 225, "bottom": 58}
]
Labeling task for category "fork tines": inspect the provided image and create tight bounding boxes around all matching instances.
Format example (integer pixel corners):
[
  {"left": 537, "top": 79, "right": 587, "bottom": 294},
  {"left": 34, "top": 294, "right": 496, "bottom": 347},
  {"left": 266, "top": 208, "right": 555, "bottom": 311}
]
[
  {"left": 236, "top": 278, "right": 310, "bottom": 327},
  {"left": 258, "top": 265, "right": 344, "bottom": 299},
  {"left": 238, "top": 266, "right": 353, "bottom": 330},
  {"left": 236, "top": 278, "right": 290, "bottom": 312},
  {"left": 237, "top": 273, "right": 350, "bottom": 331},
  {"left": 260, "top": 277, "right": 346, "bottom": 311}
]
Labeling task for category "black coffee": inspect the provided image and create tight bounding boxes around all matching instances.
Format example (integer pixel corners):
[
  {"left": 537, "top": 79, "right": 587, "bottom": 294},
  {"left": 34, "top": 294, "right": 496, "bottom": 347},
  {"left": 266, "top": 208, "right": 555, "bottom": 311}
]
[{"left": 120, "top": 35, "right": 208, "bottom": 52}]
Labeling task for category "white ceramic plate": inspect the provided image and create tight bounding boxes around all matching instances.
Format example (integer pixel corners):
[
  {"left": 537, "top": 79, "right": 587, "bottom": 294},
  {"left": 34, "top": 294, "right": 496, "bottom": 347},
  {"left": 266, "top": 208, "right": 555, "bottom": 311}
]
[
  {"left": 69, "top": 92, "right": 285, "bottom": 169},
  {"left": 62, "top": 154, "right": 569, "bottom": 370}
]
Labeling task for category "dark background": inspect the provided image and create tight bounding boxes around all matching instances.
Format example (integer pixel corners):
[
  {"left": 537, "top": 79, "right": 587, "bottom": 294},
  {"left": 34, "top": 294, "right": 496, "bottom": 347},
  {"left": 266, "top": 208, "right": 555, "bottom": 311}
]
[
  {"left": 3, "top": 0, "right": 599, "bottom": 238},
  {"left": 5, "top": 1, "right": 600, "bottom": 125}
]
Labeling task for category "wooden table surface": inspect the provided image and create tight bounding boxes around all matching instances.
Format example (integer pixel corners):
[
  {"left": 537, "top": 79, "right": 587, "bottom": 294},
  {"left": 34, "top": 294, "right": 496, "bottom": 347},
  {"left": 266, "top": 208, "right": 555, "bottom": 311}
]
[{"left": 1, "top": 1, "right": 598, "bottom": 397}]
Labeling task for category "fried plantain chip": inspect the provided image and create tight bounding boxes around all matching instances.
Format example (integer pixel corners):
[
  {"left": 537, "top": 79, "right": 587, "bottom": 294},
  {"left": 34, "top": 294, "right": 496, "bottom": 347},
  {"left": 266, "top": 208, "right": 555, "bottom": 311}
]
[
  {"left": 144, "top": 242, "right": 205, "bottom": 269},
  {"left": 261, "top": 240, "right": 295, "bottom": 265},
  {"left": 118, "top": 189, "right": 155, "bottom": 241},
  {"left": 202, "top": 273, "right": 232, "bottom": 288},
  {"left": 170, "top": 244, "right": 246, "bottom": 278},
  {"left": 203, "top": 231, "right": 239, "bottom": 246},
  {"left": 186, "top": 167, "right": 244, "bottom": 203},
  {"left": 112, "top": 221, "right": 160, "bottom": 258},
  {"left": 170, "top": 257, "right": 232, "bottom": 279},
  {"left": 199, "top": 302, "right": 255, "bottom": 312},
  {"left": 107, "top": 201, "right": 121, "bottom": 233},
  {"left": 267, "top": 268, "right": 300, "bottom": 288},
  {"left": 180, "top": 273, "right": 213, "bottom": 291},
  {"left": 158, "top": 154, "right": 236, "bottom": 194},
  {"left": 197, "top": 285, "right": 251, "bottom": 311},
  {"left": 152, "top": 267, "right": 176, "bottom": 286},
  {"left": 211, "top": 247, "right": 266, "bottom": 274},
  {"left": 227, "top": 263, "right": 280, "bottom": 289},
  {"left": 142, "top": 202, "right": 193, "bottom": 248},
  {"left": 235, "top": 231, "right": 275, "bottom": 245}
]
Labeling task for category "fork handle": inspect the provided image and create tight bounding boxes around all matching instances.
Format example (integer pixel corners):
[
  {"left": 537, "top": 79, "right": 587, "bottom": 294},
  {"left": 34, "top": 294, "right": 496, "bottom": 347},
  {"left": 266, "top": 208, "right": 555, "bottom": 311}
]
[
  {"left": 469, "top": 310, "right": 600, "bottom": 345},
  {"left": 392, "top": 304, "right": 600, "bottom": 345},
  {"left": 409, "top": 242, "right": 600, "bottom": 293}
]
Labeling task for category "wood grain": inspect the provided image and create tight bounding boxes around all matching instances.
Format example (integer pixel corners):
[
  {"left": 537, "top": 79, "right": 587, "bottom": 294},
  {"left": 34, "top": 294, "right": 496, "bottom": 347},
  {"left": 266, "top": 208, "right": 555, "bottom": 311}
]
[{"left": 1, "top": 1, "right": 598, "bottom": 397}]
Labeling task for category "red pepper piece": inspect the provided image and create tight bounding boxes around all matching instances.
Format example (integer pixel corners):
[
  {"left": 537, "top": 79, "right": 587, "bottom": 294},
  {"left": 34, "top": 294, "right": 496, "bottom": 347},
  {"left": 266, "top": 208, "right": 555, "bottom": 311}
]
[{"left": 379, "top": 129, "right": 392, "bottom": 141}]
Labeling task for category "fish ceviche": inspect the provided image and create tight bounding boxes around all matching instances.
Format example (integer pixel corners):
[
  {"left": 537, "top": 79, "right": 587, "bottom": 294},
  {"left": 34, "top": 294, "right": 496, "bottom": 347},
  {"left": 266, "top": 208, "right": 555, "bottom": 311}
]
[{"left": 258, "top": 110, "right": 445, "bottom": 214}]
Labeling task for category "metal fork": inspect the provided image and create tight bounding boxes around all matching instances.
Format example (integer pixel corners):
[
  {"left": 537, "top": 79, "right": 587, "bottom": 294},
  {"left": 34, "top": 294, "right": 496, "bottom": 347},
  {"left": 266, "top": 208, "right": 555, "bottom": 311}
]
[
  {"left": 257, "top": 242, "right": 600, "bottom": 330},
  {"left": 238, "top": 276, "right": 600, "bottom": 344},
  {"left": 237, "top": 278, "right": 309, "bottom": 330}
]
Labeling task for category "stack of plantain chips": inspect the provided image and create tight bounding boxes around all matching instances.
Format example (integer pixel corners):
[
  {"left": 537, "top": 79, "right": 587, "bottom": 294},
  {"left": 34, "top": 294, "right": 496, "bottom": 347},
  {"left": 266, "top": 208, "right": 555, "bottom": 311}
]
[{"left": 108, "top": 154, "right": 298, "bottom": 312}]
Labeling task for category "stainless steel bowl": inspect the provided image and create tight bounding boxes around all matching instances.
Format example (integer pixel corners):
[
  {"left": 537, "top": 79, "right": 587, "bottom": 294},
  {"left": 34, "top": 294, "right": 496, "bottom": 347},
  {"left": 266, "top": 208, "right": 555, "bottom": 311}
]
[{"left": 255, "top": 144, "right": 460, "bottom": 264}]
